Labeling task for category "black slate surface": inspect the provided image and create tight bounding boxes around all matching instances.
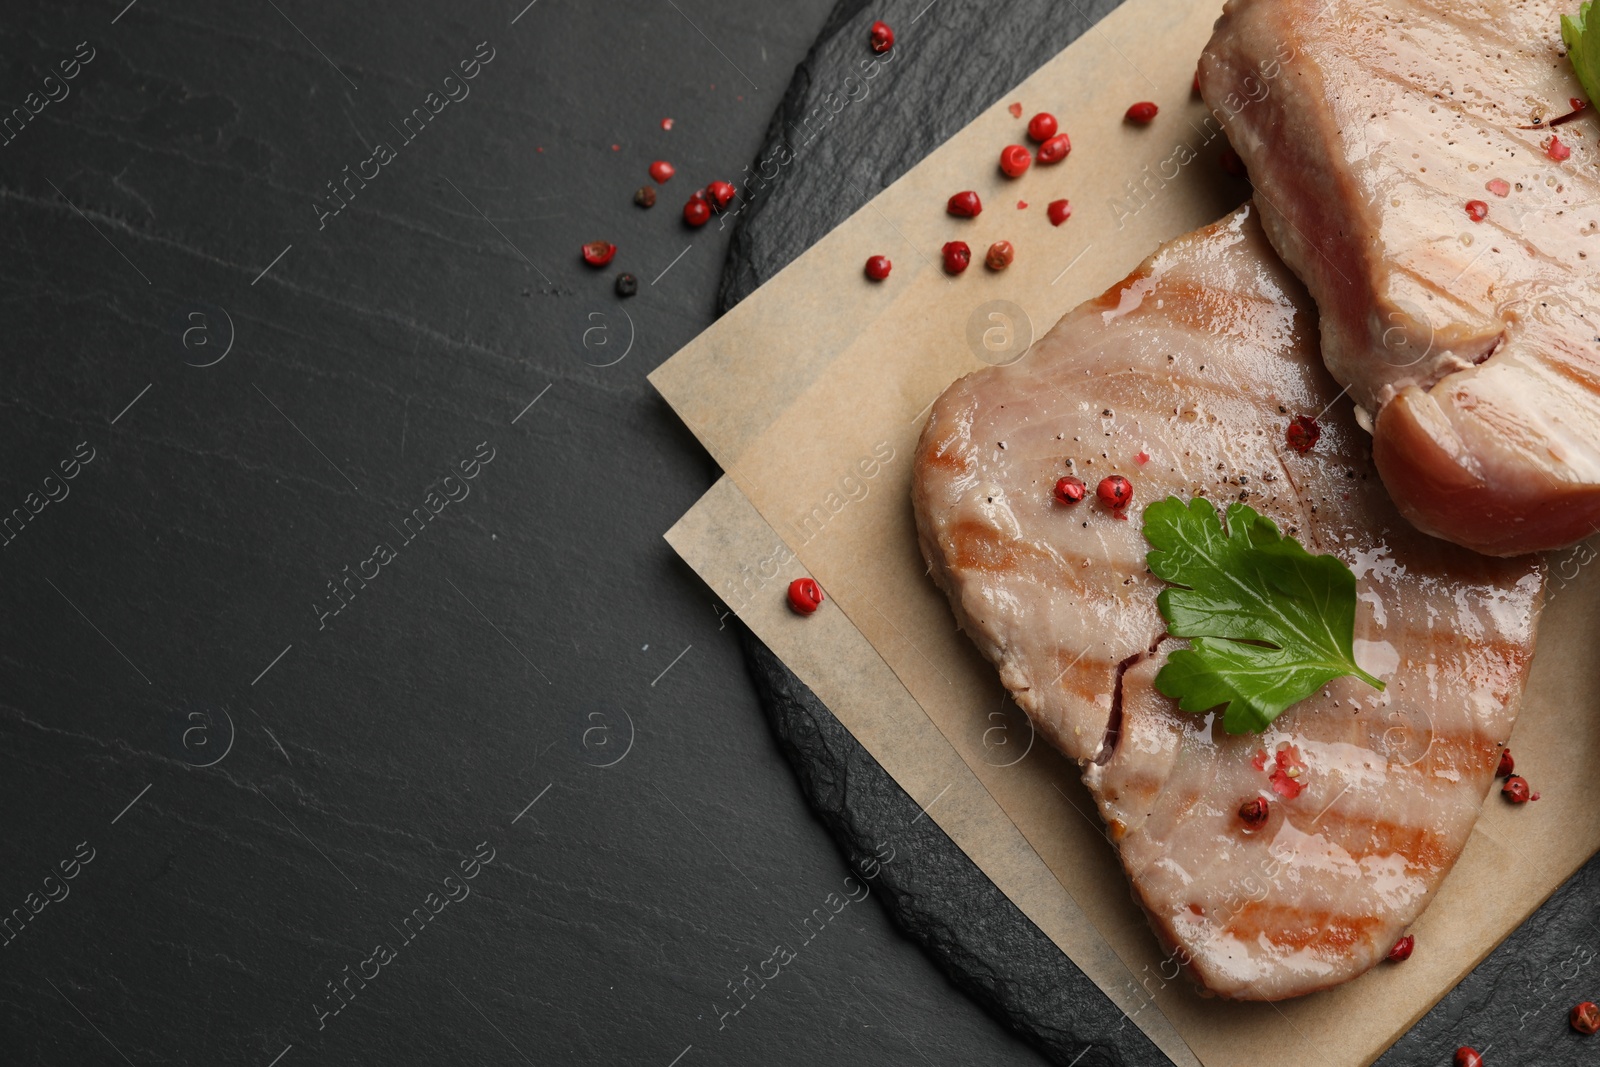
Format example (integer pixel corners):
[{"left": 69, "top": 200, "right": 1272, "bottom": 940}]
[
  {"left": 0, "top": 2, "right": 1065, "bottom": 1066},
  {"left": 714, "top": 2, "right": 1600, "bottom": 1064}
]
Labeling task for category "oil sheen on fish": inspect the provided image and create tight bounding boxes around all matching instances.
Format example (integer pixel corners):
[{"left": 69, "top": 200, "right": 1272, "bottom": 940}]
[
  {"left": 912, "top": 205, "right": 1544, "bottom": 1000},
  {"left": 1199, "top": 0, "right": 1600, "bottom": 556}
]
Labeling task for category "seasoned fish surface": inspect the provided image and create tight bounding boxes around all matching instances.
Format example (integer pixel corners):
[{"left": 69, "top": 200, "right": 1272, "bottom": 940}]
[
  {"left": 912, "top": 205, "right": 1544, "bottom": 1000},
  {"left": 1200, "top": 0, "right": 1600, "bottom": 555}
]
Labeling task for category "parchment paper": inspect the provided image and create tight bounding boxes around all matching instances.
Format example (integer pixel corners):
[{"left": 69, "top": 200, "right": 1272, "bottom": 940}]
[{"left": 651, "top": 0, "right": 1600, "bottom": 1061}]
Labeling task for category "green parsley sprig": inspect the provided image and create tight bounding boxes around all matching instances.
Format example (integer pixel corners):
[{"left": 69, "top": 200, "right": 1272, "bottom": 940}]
[
  {"left": 1144, "top": 496, "right": 1384, "bottom": 734},
  {"left": 1563, "top": 1, "right": 1600, "bottom": 108}
]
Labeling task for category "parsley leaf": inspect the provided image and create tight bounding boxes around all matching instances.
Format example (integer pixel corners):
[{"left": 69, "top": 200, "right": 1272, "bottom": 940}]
[
  {"left": 1143, "top": 496, "right": 1384, "bottom": 734},
  {"left": 1563, "top": 1, "right": 1600, "bottom": 109}
]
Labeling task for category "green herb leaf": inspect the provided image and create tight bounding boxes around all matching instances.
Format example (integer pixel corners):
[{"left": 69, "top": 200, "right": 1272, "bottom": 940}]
[
  {"left": 1143, "top": 496, "right": 1384, "bottom": 734},
  {"left": 1563, "top": 1, "right": 1600, "bottom": 109}
]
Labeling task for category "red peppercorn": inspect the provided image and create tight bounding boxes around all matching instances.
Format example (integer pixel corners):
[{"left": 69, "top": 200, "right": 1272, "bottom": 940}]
[
  {"left": 1125, "top": 101, "right": 1159, "bottom": 124},
  {"left": 947, "top": 190, "right": 983, "bottom": 217},
  {"left": 1097, "top": 475, "right": 1133, "bottom": 510},
  {"left": 1053, "top": 476, "right": 1086, "bottom": 505},
  {"left": 1453, "top": 1049, "right": 1483, "bottom": 1067},
  {"left": 634, "top": 186, "right": 657, "bottom": 208},
  {"left": 1386, "top": 935, "right": 1415, "bottom": 962},
  {"left": 1572, "top": 1001, "right": 1600, "bottom": 1035},
  {"left": 787, "top": 577, "right": 824, "bottom": 615},
  {"left": 864, "top": 255, "right": 892, "bottom": 281},
  {"left": 581, "top": 240, "right": 617, "bottom": 267},
  {"left": 705, "top": 180, "right": 736, "bottom": 210},
  {"left": 1496, "top": 749, "right": 1514, "bottom": 777},
  {"left": 1047, "top": 199, "right": 1073, "bottom": 226},
  {"left": 868, "top": 20, "right": 894, "bottom": 53},
  {"left": 1286, "top": 414, "right": 1321, "bottom": 454},
  {"left": 1502, "top": 775, "right": 1532, "bottom": 803},
  {"left": 999, "top": 144, "right": 1032, "bottom": 178},
  {"left": 1465, "top": 199, "right": 1488, "bottom": 222},
  {"left": 1219, "top": 146, "right": 1247, "bottom": 178},
  {"left": 1548, "top": 134, "right": 1572, "bottom": 161},
  {"left": 942, "top": 240, "right": 972, "bottom": 274},
  {"left": 1026, "top": 112, "right": 1058, "bottom": 142},
  {"left": 649, "top": 160, "right": 676, "bottom": 183},
  {"left": 683, "top": 194, "right": 711, "bottom": 227},
  {"left": 1037, "top": 133, "right": 1071, "bottom": 164},
  {"left": 985, "top": 240, "right": 1015, "bottom": 271},
  {"left": 1239, "top": 796, "right": 1269, "bottom": 829}
]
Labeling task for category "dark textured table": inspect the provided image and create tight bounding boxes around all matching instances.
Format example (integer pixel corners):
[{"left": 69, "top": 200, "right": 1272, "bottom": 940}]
[
  {"left": 2, "top": 2, "right": 1595, "bottom": 1066},
  {"left": 0, "top": 2, "right": 1051, "bottom": 1064}
]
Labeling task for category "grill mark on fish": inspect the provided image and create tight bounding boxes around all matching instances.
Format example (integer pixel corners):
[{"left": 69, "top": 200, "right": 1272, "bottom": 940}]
[{"left": 1222, "top": 902, "right": 1384, "bottom": 954}]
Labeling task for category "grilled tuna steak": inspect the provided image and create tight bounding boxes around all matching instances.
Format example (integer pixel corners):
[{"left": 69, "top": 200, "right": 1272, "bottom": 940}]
[
  {"left": 1199, "top": 0, "right": 1600, "bottom": 556},
  {"left": 912, "top": 205, "right": 1544, "bottom": 999}
]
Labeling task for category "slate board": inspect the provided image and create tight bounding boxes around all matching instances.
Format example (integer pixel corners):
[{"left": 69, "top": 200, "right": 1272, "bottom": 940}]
[{"left": 712, "top": 1, "right": 1600, "bottom": 1064}]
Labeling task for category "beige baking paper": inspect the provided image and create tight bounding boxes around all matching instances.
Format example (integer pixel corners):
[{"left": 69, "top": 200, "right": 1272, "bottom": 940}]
[{"left": 649, "top": 0, "right": 1600, "bottom": 1061}]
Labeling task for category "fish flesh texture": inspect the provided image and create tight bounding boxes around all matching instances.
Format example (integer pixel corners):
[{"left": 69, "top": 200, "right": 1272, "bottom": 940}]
[
  {"left": 1200, "top": 0, "right": 1600, "bottom": 556},
  {"left": 911, "top": 204, "right": 1544, "bottom": 999}
]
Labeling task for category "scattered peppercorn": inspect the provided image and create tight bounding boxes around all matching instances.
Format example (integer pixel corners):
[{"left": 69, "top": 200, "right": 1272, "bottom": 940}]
[
  {"left": 1387, "top": 935, "right": 1415, "bottom": 962},
  {"left": 1053, "top": 476, "right": 1086, "bottom": 505},
  {"left": 633, "top": 186, "right": 657, "bottom": 208},
  {"left": 864, "top": 255, "right": 892, "bottom": 281},
  {"left": 1239, "top": 796, "right": 1269, "bottom": 829},
  {"left": 581, "top": 240, "right": 617, "bottom": 267},
  {"left": 705, "top": 180, "right": 736, "bottom": 210},
  {"left": 1037, "top": 133, "right": 1071, "bottom": 164},
  {"left": 947, "top": 190, "right": 983, "bottom": 217},
  {"left": 1496, "top": 749, "right": 1514, "bottom": 777},
  {"left": 1048, "top": 199, "right": 1073, "bottom": 226},
  {"left": 985, "top": 240, "right": 1015, "bottom": 270},
  {"left": 1485, "top": 177, "right": 1510, "bottom": 198},
  {"left": 1286, "top": 414, "right": 1321, "bottom": 453},
  {"left": 869, "top": 19, "right": 894, "bottom": 53},
  {"left": 999, "top": 144, "right": 1032, "bottom": 178},
  {"left": 1465, "top": 199, "right": 1489, "bottom": 222},
  {"left": 1097, "top": 475, "right": 1133, "bottom": 509},
  {"left": 1502, "top": 775, "right": 1532, "bottom": 803},
  {"left": 683, "top": 194, "right": 711, "bottom": 227},
  {"left": 1027, "top": 112, "right": 1058, "bottom": 142},
  {"left": 787, "top": 577, "right": 824, "bottom": 615},
  {"left": 942, "top": 240, "right": 972, "bottom": 274},
  {"left": 1125, "top": 101, "right": 1159, "bottom": 124},
  {"left": 649, "top": 160, "right": 676, "bottom": 183},
  {"left": 615, "top": 272, "right": 638, "bottom": 298},
  {"left": 1453, "top": 1049, "right": 1483, "bottom": 1067},
  {"left": 1572, "top": 1001, "right": 1600, "bottom": 1035},
  {"left": 1548, "top": 135, "right": 1572, "bottom": 161}
]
